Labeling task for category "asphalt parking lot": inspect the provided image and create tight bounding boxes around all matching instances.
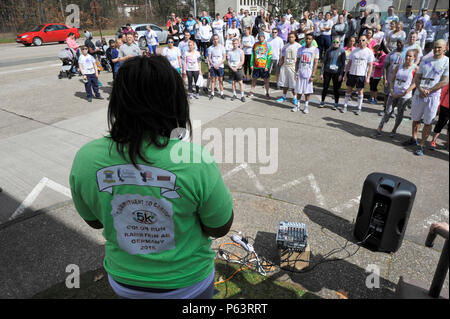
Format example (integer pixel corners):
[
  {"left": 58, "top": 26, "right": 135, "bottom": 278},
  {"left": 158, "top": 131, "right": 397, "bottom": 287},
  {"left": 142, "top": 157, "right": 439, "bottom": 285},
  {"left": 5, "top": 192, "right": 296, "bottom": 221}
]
[{"left": 0, "top": 40, "right": 448, "bottom": 299}]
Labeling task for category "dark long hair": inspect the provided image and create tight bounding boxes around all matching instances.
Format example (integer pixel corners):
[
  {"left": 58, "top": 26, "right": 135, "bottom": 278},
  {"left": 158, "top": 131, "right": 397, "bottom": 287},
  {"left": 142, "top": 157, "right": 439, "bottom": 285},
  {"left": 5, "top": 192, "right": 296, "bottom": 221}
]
[{"left": 108, "top": 55, "right": 191, "bottom": 168}]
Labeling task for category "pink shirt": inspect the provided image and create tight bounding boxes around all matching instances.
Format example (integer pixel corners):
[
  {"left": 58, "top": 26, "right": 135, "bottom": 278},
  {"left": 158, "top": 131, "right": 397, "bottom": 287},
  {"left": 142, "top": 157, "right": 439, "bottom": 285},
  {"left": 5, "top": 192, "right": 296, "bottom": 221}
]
[
  {"left": 66, "top": 37, "right": 79, "bottom": 50},
  {"left": 372, "top": 52, "right": 386, "bottom": 78}
]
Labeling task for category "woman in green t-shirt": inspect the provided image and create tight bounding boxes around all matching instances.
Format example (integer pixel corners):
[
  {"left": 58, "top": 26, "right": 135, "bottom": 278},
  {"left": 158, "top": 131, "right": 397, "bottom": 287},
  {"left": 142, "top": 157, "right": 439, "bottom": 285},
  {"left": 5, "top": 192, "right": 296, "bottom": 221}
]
[{"left": 70, "top": 55, "right": 234, "bottom": 299}]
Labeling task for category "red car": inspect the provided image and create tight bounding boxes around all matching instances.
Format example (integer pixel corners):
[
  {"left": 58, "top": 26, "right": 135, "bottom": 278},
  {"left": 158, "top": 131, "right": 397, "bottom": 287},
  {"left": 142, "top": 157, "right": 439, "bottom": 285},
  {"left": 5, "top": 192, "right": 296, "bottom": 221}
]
[{"left": 16, "top": 23, "right": 80, "bottom": 46}]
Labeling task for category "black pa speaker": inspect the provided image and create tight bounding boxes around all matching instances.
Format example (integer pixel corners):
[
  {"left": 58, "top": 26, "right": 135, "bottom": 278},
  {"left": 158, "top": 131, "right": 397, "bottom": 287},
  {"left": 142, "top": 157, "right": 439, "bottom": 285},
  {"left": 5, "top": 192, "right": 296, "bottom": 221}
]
[{"left": 354, "top": 173, "right": 417, "bottom": 253}]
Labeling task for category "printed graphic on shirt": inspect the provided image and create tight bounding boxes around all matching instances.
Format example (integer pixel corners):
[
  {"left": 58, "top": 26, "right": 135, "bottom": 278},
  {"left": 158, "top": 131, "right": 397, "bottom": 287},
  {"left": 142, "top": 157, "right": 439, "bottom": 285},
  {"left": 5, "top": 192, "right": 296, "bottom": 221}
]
[
  {"left": 97, "top": 164, "right": 181, "bottom": 199},
  {"left": 111, "top": 194, "right": 175, "bottom": 255}
]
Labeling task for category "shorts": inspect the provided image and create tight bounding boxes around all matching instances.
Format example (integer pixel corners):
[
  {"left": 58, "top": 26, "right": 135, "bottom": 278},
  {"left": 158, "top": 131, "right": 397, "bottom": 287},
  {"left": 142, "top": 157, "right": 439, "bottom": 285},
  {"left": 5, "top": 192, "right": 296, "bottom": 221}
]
[
  {"left": 230, "top": 68, "right": 244, "bottom": 82},
  {"left": 411, "top": 93, "right": 441, "bottom": 125},
  {"left": 370, "top": 77, "right": 381, "bottom": 92},
  {"left": 346, "top": 74, "right": 366, "bottom": 89},
  {"left": 209, "top": 67, "right": 224, "bottom": 78},
  {"left": 269, "top": 59, "right": 280, "bottom": 75},
  {"left": 252, "top": 68, "right": 270, "bottom": 79},
  {"left": 295, "top": 76, "right": 314, "bottom": 95},
  {"left": 278, "top": 66, "right": 296, "bottom": 89}
]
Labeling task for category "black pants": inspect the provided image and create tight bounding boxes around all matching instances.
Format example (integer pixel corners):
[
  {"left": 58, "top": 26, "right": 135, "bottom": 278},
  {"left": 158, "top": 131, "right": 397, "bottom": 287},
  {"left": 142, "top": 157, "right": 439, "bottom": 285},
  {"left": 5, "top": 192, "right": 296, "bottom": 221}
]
[
  {"left": 186, "top": 70, "right": 199, "bottom": 94},
  {"left": 243, "top": 54, "right": 252, "bottom": 77},
  {"left": 200, "top": 41, "right": 209, "bottom": 58},
  {"left": 321, "top": 72, "right": 342, "bottom": 104},
  {"left": 434, "top": 106, "right": 449, "bottom": 134}
]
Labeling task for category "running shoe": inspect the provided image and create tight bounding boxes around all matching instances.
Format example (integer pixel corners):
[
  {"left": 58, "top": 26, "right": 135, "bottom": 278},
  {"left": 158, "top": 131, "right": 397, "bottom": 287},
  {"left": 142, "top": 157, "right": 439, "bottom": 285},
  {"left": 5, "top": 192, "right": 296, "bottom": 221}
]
[
  {"left": 402, "top": 138, "right": 418, "bottom": 146},
  {"left": 293, "top": 97, "right": 298, "bottom": 105},
  {"left": 429, "top": 141, "right": 436, "bottom": 151},
  {"left": 303, "top": 107, "right": 309, "bottom": 114},
  {"left": 319, "top": 102, "right": 325, "bottom": 108},
  {"left": 378, "top": 111, "right": 384, "bottom": 116},
  {"left": 231, "top": 95, "right": 237, "bottom": 101},
  {"left": 371, "top": 130, "right": 382, "bottom": 138},
  {"left": 194, "top": 93, "right": 199, "bottom": 99},
  {"left": 276, "top": 97, "right": 286, "bottom": 103},
  {"left": 246, "top": 92, "right": 254, "bottom": 98},
  {"left": 367, "top": 97, "right": 373, "bottom": 103},
  {"left": 209, "top": 95, "right": 214, "bottom": 100},
  {"left": 354, "top": 109, "right": 361, "bottom": 115},
  {"left": 340, "top": 106, "right": 347, "bottom": 113},
  {"left": 291, "top": 106, "right": 299, "bottom": 112},
  {"left": 389, "top": 132, "right": 397, "bottom": 138},
  {"left": 241, "top": 96, "right": 246, "bottom": 102},
  {"left": 221, "top": 94, "right": 225, "bottom": 99},
  {"left": 370, "top": 99, "right": 377, "bottom": 104},
  {"left": 189, "top": 93, "right": 194, "bottom": 99},
  {"left": 414, "top": 146, "right": 424, "bottom": 156},
  {"left": 332, "top": 103, "right": 338, "bottom": 110}
]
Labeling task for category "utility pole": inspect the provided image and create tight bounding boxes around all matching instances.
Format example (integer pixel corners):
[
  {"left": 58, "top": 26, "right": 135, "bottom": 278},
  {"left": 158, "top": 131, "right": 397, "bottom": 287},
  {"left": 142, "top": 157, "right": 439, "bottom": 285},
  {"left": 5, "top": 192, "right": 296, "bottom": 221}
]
[{"left": 194, "top": 0, "right": 197, "bottom": 17}]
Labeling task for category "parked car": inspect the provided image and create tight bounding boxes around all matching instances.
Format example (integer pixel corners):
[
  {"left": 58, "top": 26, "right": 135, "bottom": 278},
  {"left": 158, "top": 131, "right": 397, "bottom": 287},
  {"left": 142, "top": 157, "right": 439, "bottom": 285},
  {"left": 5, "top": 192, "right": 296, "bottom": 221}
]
[
  {"left": 120, "top": 23, "right": 168, "bottom": 47},
  {"left": 16, "top": 23, "right": 80, "bottom": 46}
]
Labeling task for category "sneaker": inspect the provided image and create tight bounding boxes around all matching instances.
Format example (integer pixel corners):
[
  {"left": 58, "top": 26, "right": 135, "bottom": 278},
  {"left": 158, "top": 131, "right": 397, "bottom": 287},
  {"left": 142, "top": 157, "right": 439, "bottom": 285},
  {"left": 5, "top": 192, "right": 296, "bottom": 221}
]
[
  {"left": 367, "top": 97, "right": 373, "bottom": 103},
  {"left": 291, "top": 106, "right": 299, "bottom": 112},
  {"left": 293, "top": 97, "right": 298, "bottom": 105},
  {"left": 429, "top": 141, "right": 437, "bottom": 150},
  {"left": 194, "top": 93, "right": 199, "bottom": 99},
  {"left": 241, "top": 96, "right": 246, "bottom": 102},
  {"left": 87, "top": 97, "right": 92, "bottom": 102},
  {"left": 389, "top": 132, "right": 397, "bottom": 138},
  {"left": 277, "top": 97, "right": 286, "bottom": 103},
  {"left": 370, "top": 99, "right": 377, "bottom": 104},
  {"left": 402, "top": 138, "right": 418, "bottom": 146},
  {"left": 319, "top": 102, "right": 325, "bottom": 108},
  {"left": 378, "top": 111, "right": 385, "bottom": 116},
  {"left": 414, "top": 146, "right": 424, "bottom": 156},
  {"left": 332, "top": 103, "right": 338, "bottom": 110},
  {"left": 231, "top": 95, "right": 237, "bottom": 101},
  {"left": 247, "top": 92, "right": 254, "bottom": 98},
  {"left": 189, "top": 93, "right": 194, "bottom": 99},
  {"left": 340, "top": 106, "right": 347, "bottom": 113},
  {"left": 303, "top": 107, "right": 309, "bottom": 114},
  {"left": 221, "top": 94, "right": 225, "bottom": 100},
  {"left": 371, "top": 130, "right": 382, "bottom": 138},
  {"left": 209, "top": 95, "right": 214, "bottom": 100},
  {"left": 94, "top": 95, "right": 104, "bottom": 100},
  {"left": 390, "top": 113, "right": 395, "bottom": 118},
  {"left": 97, "top": 81, "right": 103, "bottom": 87},
  {"left": 354, "top": 109, "right": 361, "bottom": 115},
  {"left": 203, "top": 87, "right": 209, "bottom": 95}
]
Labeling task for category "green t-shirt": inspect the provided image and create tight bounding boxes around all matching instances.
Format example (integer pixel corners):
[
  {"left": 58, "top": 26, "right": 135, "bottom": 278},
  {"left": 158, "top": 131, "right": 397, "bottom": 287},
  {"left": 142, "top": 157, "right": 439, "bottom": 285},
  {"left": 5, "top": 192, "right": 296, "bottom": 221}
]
[{"left": 69, "top": 137, "right": 233, "bottom": 289}]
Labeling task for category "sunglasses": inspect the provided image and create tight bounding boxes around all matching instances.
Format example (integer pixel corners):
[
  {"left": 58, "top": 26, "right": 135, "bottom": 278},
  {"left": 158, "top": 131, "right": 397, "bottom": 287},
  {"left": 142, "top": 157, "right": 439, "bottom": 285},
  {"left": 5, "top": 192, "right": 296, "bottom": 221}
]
[
  {"left": 333, "top": 41, "right": 340, "bottom": 44},
  {"left": 81, "top": 48, "right": 88, "bottom": 50},
  {"left": 360, "top": 39, "right": 366, "bottom": 42},
  {"left": 272, "top": 31, "right": 278, "bottom": 33},
  {"left": 168, "top": 41, "right": 174, "bottom": 43}
]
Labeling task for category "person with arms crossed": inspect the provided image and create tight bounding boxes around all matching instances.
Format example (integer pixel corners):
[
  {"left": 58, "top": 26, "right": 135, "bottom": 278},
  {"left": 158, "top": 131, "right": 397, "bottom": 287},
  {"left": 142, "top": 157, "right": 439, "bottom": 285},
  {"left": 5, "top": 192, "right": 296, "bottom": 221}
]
[
  {"left": 70, "top": 55, "right": 234, "bottom": 299},
  {"left": 227, "top": 38, "right": 246, "bottom": 102},
  {"left": 212, "top": 13, "right": 225, "bottom": 45},
  {"left": 341, "top": 35, "right": 375, "bottom": 115},
  {"left": 276, "top": 32, "right": 301, "bottom": 108},
  {"left": 294, "top": 34, "right": 319, "bottom": 114},
  {"left": 404, "top": 39, "right": 449, "bottom": 156},
  {"left": 318, "top": 12, "right": 334, "bottom": 60},
  {"left": 268, "top": 27, "right": 284, "bottom": 88}
]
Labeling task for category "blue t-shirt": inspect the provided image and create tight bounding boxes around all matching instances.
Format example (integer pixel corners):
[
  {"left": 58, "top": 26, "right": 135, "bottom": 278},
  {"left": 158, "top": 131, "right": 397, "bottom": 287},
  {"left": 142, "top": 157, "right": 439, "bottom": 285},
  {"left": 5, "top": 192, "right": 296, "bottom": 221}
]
[
  {"left": 227, "top": 17, "right": 241, "bottom": 28},
  {"left": 185, "top": 20, "right": 196, "bottom": 35},
  {"left": 111, "top": 48, "right": 121, "bottom": 73}
]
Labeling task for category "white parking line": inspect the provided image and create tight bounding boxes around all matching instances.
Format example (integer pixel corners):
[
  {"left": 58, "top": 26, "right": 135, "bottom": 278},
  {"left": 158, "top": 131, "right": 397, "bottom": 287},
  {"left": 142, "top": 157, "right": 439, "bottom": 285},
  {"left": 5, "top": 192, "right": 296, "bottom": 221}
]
[
  {"left": 9, "top": 177, "right": 72, "bottom": 220},
  {"left": 0, "top": 63, "right": 60, "bottom": 75}
]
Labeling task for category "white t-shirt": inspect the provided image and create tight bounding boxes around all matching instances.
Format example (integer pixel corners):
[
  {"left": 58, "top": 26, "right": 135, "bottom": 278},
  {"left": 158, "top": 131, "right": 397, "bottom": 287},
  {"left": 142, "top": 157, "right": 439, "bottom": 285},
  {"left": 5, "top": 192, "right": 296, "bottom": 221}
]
[
  {"left": 162, "top": 46, "right": 181, "bottom": 69},
  {"left": 78, "top": 54, "right": 96, "bottom": 74},
  {"left": 416, "top": 55, "right": 449, "bottom": 97},
  {"left": 227, "top": 28, "right": 240, "bottom": 39},
  {"left": 268, "top": 36, "right": 284, "bottom": 61},
  {"left": 319, "top": 20, "right": 333, "bottom": 36},
  {"left": 241, "top": 35, "right": 255, "bottom": 55},
  {"left": 145, "top": 29, "right": 158, "bottom": 46},
  {"left": 209, "top": 44, "right": 226, "bottom": 68},
  {"left": 225, "top": 39, "right": 234, "bottom": 52},
  {"left": 227, "top": 48, "right": 244, "bottom": 69},
  {"left": 281, "top": 42, "right": 301, "bottom": 72},
  {"left": 184, "top": 50, "right": 201, "bottom": 72},
  {"left": 348, "top": 47, "right": 375, "bottom": 77},
  {"left": 290, "top": 21, "right": 300, "bottom": 32},
  {"left": 212, "top": 19, "right": 225, "bottom": 35},
  {"left": 297, "top": 46, "right": 319, "bottom": 78},
  {"left": 402, "top": 43, "right": 423, "bottom": 62},
  {"left": 393, "top": 64, "right": 416, "bottom": 98}
]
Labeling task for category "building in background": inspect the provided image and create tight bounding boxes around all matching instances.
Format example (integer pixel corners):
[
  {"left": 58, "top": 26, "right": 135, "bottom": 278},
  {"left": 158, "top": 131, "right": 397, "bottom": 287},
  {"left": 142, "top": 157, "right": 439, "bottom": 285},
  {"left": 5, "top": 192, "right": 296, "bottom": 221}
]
[{"left": 215, "top": 0, "right": 269, "bottom": 16}]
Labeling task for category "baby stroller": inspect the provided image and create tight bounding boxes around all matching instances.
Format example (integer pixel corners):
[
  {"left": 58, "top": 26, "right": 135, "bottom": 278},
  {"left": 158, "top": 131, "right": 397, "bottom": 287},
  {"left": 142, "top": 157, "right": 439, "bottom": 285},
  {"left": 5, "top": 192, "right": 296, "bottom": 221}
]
[
  {"left": 57, "top": 48, "right": 78, "bottom": 79},
  {"left": 95, "top": 40, "right": 113, "bottom": 72}
]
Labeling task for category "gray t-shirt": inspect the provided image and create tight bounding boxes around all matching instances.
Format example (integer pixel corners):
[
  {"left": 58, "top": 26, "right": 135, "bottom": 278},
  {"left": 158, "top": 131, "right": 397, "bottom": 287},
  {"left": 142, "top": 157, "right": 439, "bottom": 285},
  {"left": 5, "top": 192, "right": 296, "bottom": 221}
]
[
  {"left": 119, "top": 43, "right": 141, "bottom": 58},
  {"left": 416, "top": 55, "right": 449, "bottom": 97}
]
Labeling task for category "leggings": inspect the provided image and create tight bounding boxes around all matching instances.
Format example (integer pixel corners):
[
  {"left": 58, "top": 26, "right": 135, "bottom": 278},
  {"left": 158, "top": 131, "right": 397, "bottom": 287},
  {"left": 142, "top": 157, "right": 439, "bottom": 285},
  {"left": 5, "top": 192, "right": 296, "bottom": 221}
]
[
  {"left": 200, "top": 41, "right": 209, "bottom": 58},
  {"left": 321, "top": 72, "right": 342, "bottom": 104},
  {"left": 318, "top": 35, "right": 331, "bottom": 60},
  {"left": 378, "top": 95, "right": 411, "bottom": 132},
  {"left": 243, "top": 54, "right": 252, "bottom": 76},
  {"left": 186, "top": 70, "right": 199, "bottom": 94},
  {"left": 370, "top": 78, "right": 381, "bottom": 92},
  {"left": 434, "top": 106, "right": 449, "bottom": 134}
]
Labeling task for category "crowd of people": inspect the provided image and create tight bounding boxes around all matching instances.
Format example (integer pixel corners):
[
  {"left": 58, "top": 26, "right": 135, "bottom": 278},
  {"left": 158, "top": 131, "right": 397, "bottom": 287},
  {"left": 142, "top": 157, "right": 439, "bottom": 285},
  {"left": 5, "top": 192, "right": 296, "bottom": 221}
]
[{"left": 68, "top": 5, "right": 449, "bottom": 156}]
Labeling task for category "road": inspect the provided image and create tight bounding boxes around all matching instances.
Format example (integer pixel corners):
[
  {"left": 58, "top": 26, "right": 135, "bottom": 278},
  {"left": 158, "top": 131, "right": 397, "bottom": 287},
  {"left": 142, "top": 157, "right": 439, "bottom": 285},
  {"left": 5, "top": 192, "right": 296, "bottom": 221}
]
[{"left": 0, "top": 39, "right": 448, "bottom": 298}]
